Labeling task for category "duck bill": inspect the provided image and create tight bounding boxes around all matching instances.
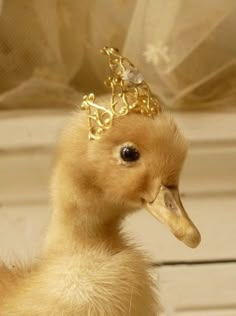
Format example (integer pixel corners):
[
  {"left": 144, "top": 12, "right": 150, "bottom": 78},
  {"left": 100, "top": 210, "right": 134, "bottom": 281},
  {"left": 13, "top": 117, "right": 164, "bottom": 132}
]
[{"left": 145, "top": 185, "right": 201, "bottom": 248}]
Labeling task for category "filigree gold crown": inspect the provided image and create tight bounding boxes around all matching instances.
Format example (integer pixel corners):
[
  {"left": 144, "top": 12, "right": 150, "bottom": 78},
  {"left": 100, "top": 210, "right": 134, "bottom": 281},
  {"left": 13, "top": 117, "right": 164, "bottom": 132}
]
[{"left": 81, "top": 47, "right": 161, "bottom": 140}]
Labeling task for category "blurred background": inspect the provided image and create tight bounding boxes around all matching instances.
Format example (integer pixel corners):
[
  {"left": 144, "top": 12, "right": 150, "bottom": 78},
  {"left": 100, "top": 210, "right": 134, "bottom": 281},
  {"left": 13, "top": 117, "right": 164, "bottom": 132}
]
[{"left": 0, "top": 1, "right": 236, "bottom": 315}]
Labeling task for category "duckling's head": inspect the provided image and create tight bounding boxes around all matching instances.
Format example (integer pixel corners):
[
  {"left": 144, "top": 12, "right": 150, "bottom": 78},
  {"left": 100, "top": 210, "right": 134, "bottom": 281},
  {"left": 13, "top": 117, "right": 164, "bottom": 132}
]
[{"left": 55, "top": 103, "right": 200, "bottom": 248}]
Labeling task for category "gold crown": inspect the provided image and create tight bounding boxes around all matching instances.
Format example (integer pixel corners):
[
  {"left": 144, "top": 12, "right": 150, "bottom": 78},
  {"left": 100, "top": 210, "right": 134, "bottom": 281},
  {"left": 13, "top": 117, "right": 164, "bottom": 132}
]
[{"left": 81, "top": 47, "right": 161, "bottom": 140}]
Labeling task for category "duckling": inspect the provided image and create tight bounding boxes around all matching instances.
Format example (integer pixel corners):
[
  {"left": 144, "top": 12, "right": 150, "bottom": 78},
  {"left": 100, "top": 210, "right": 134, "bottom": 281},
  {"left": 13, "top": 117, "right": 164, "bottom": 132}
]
[{"left": 0, "top": 48, "right": 201, "bottom": 316}]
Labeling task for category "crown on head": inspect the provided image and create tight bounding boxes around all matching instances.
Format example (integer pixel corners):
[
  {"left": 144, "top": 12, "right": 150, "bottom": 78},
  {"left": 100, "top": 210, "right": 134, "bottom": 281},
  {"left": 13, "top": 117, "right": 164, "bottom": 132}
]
[{"left": 81, "top": 47, "right": 161, "bottom": 140}]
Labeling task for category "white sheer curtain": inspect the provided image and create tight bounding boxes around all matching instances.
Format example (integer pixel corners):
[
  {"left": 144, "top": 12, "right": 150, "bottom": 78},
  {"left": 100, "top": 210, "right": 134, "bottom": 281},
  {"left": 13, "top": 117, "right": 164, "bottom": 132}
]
[{"left": 0, "top": 0, "right": 235, "bottom": 110}]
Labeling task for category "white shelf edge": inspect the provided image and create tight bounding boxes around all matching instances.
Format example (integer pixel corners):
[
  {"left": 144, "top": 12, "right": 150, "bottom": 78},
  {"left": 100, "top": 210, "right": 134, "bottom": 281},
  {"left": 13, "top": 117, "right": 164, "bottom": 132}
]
[{"left": 1, "top": 111, "right": 236, "bottom": 150}]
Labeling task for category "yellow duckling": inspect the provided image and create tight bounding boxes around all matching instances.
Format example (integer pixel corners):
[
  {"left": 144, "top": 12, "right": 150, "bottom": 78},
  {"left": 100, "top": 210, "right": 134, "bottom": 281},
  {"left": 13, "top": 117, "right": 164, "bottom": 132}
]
[{"left": 0, "top": 48, "right": 200, "bottom": 316}]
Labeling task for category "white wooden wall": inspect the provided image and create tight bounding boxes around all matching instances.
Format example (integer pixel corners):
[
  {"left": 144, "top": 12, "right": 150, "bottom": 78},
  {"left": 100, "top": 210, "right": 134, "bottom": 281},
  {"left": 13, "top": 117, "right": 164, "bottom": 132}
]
[{"left": 0, "top": 110, "right": 236, "bottom": 315}]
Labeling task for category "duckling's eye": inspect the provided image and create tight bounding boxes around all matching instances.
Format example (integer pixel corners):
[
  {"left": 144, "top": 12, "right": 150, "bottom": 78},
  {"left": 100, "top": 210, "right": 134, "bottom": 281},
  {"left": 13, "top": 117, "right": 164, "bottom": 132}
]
[{"left": 120, "top": 146, "right": 140, "bottom": 162}]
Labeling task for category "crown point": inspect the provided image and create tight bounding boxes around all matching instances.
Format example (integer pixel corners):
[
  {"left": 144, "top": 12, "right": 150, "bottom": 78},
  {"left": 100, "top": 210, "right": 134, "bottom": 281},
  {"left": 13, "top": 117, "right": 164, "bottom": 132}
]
[
  {"left": 111, "top": 47, "right": 119, "bottom": 53},
  {"left": 101, "top": 47, "right": 119, "bottom": 56},
  {"left": 88, "top": 93, "right": 95, "bottom": 100},
  {"left": 100, "top": 47, "right": 108, "bottom": 55}
]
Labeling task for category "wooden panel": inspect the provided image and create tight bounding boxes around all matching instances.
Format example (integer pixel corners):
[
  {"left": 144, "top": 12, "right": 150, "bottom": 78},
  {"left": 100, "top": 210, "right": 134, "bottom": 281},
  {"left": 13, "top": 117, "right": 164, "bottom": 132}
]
[
  {"left": 1, "top": 111, "right": 236, "bottom": 149},
  {"left": 0, "top": 151, "right": 52, "bottom": 203},
  {"left": 0, "top": 111, "right": 68, "bottom": 150},
  {"left": 182, "top": 146, "right": 236, "bottom": 194},
  {"left": 174, "top": 111, "right": 236, "bottom": 144},
  {"left": 158, "top": 263, "right": 236, "bottom": 315},
  {"left": 0, "top": 203, "right": 50, "bottom": 265}
]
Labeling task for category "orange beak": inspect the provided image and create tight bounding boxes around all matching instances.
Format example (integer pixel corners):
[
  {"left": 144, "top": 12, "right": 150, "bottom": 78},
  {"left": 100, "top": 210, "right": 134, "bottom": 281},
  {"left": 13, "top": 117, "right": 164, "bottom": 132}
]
[{"left": 145, "top": 185, "right": 201, "bottom": 248}]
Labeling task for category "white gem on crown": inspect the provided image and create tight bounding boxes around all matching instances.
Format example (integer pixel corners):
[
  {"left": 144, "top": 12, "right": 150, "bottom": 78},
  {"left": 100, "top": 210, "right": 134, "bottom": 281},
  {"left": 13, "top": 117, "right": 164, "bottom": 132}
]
[{"left": 121, "top": 69, "right": 144, "bottom": 85}]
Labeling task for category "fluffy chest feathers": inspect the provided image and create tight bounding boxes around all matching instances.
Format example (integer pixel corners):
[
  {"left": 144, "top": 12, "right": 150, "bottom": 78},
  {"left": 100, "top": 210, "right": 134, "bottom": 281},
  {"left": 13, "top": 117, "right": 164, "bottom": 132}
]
[
  {"left": 0, "top": 246, "right": 158, "bottom": 315},
  {"left": 39, "top": 247, "right": 158, "bottom": 315}
]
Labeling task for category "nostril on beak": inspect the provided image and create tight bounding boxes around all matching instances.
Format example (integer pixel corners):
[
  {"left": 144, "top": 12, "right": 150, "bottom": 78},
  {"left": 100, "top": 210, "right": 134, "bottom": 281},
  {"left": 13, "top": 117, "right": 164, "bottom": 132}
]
[
  {"left": 167, "top": 201, "right": 174, "bottom": 209},
  {"left": 140, "top": 198, "right": 146, "bottom": 205}
]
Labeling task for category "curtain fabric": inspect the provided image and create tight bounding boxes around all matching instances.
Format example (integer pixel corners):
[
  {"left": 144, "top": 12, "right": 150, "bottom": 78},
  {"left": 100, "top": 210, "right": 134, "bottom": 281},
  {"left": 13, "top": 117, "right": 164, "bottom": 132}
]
[{"left": 0, "top": 0, "right": 235, "bottom": 110}]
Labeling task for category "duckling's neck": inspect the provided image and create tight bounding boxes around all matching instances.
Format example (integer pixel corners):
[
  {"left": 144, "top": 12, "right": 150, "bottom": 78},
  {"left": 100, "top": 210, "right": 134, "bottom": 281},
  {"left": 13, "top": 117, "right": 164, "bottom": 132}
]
[
  {"left": 46, "top": 206, "right": 124, "bottom": 251},
  {"left": 45, "top": 170, "right": 126, "bottom": 254}
]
